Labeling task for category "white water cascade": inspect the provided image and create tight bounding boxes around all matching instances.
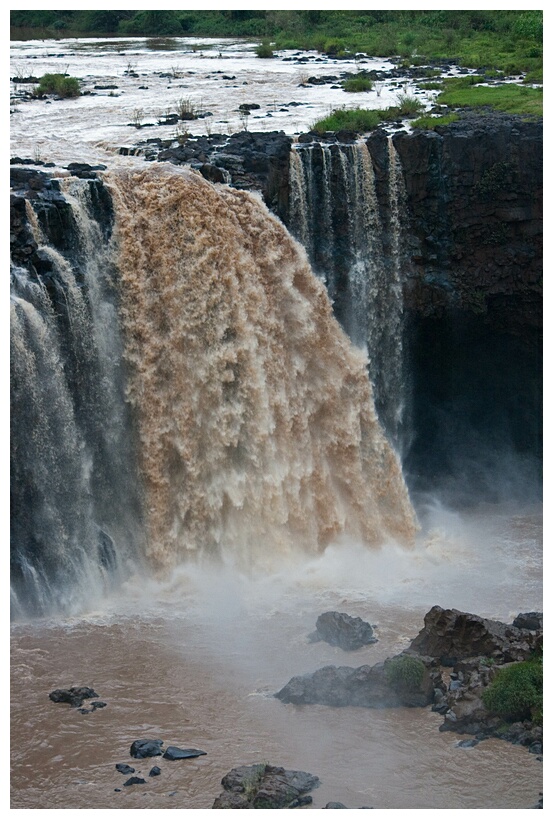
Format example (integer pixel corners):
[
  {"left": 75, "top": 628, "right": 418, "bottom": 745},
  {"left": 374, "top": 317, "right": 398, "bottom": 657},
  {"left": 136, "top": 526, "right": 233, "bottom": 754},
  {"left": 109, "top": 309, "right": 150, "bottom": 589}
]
[{"left": 288, "top": 138, "right": 409, "bottom": 450}]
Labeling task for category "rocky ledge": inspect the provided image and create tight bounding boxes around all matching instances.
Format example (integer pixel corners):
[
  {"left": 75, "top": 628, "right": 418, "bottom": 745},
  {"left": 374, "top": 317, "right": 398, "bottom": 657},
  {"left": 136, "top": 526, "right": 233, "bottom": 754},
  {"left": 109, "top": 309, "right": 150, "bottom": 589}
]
[{"left": 276, "top": 605, "right": 543, "bottom": 753}]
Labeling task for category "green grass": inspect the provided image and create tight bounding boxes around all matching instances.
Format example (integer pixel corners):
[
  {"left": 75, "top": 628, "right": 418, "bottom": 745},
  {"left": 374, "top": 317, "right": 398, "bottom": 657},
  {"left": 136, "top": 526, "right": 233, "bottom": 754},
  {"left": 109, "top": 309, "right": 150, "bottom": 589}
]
[
  {"left": 312, "top": 107, "right": 382, "bottom": 134},
  {"left": 437, "top": 80, "right": 542, "bottom": 116},
  {"left": 412, "top": 113, "right": 461, "bottom": 130},
  {"left": 312, "top": 93, "right": 425, "bottom": 134}
]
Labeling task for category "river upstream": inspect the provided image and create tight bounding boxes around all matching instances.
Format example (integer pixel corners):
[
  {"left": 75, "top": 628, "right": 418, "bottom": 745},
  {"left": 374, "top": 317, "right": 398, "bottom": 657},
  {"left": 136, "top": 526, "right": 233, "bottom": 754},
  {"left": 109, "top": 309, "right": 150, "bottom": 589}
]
[{"left": 10, "top": 36, "right": 542, "bottom": 812}]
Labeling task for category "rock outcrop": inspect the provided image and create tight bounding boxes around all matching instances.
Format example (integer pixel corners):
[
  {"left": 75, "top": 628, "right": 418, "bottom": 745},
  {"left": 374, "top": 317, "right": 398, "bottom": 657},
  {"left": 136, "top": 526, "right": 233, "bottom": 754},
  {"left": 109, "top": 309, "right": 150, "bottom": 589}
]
[
  {"left": 308, "top": 611, "right": 377, "bottom": 650},
  {"left": 212, "top": 764, "right": 320, "bottom": 809}
]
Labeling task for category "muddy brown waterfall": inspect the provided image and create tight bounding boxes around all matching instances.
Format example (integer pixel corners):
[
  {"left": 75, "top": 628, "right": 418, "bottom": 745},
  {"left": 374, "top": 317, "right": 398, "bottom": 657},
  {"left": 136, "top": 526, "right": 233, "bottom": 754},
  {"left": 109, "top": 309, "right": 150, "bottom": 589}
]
[{"left": 107, "top": 166, "right": 417, "bottom": 571}]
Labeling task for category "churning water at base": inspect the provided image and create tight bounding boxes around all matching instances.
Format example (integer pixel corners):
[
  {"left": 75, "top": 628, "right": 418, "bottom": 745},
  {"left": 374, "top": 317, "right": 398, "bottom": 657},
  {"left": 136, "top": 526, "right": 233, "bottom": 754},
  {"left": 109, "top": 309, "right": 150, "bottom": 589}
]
[{"left": 10, "top": 501, "right": 542, "bottom": 810}]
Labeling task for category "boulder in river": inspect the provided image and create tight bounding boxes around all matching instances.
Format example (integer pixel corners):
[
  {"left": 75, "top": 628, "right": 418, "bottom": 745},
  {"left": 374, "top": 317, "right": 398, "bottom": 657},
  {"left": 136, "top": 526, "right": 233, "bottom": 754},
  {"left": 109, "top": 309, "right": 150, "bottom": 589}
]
[
  {"left": 49, "top": 686, "right": 99, "bottom": 708},
  {"left": 309, "top": 611, "right": 377, "bottom": 650},
  {"left": 130, "top": 739, "right": 164, "bottom": 759},
  {"left": 212, "top": 763, "right": 320, "bottom": 809}
]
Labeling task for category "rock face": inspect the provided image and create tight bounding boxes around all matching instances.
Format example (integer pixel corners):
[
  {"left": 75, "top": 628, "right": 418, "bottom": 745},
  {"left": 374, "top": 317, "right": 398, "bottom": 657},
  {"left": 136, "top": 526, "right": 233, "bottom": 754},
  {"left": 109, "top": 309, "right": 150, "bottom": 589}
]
[
  {"left": 212, "top": 764, "right": 320, "bottom": 809},
  {"left": 407, "top": 605, "right": 542, "bottom": 664},
  {"left": 275, "top": 655, "right": 439, "bottom": 709},
  {"left": 308, "top": 611, "right": 377, "bottom": 650}
]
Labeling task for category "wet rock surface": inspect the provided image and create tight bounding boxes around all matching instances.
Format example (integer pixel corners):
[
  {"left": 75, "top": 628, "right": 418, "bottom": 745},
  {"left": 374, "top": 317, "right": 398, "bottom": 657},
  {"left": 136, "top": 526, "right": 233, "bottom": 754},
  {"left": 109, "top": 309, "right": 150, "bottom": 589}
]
[
  {"left": 276, "top": 655, "right": 439, "bottom": 709},
  {"left": 408, "top": 605, "right": 542, "bottom": 664},
  {"left": 130, "top": 739, "right": 164, "bottom": 759},
  {"left": 49, "top": 687, "right": 100, "bottom": 708},
  {"left": 308, "top": 611, "right": 377, "bottom": 650},
  {"left": 212, "top": 764, "right": 320, "bottom": 809}
]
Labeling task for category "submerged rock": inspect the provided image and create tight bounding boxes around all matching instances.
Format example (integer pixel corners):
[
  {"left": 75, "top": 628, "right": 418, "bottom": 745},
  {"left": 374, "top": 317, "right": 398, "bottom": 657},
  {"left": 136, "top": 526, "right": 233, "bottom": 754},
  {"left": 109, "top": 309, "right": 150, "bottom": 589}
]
[
  {"left": 308, "top": 611, "right": 377, "bottom": 650},
  {"left": 49, "top": 687, "right": 99, "bottom": 708},
  {"left": 115, "top": 764, "right": 135, "bottom": 775},
  {"left": 212, "top": 763, "right": 320, "bottom": 809},
  {"left": 123, "top": 776, "right": 146, "bottom": 786}
]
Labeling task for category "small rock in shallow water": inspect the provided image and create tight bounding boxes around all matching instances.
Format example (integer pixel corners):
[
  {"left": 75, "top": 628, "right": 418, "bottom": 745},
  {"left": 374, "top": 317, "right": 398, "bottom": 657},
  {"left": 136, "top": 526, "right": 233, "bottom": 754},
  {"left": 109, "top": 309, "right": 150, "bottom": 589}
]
[
  {"left": 457, "top": 739, "right": 479, "bottom": 748},
  {"left": 162, "top": 746, "right": 207, "bottom": 760},
  {"left": 123, "top": 776, "right": 146, "bottom": 786},
  {"left": 149, "top": 766, "right": 161, "bottom": 777},
  {"left": 115, "top": 764, "right": 135, "bottom": 775},
  {"left": 325, "top": 802, "right": 348, "bottom": 808}
]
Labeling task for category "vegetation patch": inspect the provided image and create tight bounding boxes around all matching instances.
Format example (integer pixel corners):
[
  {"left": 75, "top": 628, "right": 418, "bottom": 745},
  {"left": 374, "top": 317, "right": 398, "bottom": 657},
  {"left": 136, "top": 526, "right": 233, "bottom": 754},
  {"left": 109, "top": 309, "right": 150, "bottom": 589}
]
[
  {"left": 412, "top": 112, "right": 460, "bottom": 130},
  {"left": 255, "top": 41, "right": 274, "bottom": 58},
  {"left": 437, "top": 79, "right": 542, "bottom": 116},
  {"left": 385, "top": 655, "right": 425, "bottom": 693},
  {"left": 312, "top": 107, "right": 382, "bottom": 134},
  {"left": 11, "top": 11, "right": 542, "bottom": 79},
  {"left": 482, "top": 658, "right": 542, "bottom": 723},
  {"left": 35, "top": 73, "right": 80, "bottom": 98},
  {"left": 342, "top": 76, "right": 373, "bottom": 93}
]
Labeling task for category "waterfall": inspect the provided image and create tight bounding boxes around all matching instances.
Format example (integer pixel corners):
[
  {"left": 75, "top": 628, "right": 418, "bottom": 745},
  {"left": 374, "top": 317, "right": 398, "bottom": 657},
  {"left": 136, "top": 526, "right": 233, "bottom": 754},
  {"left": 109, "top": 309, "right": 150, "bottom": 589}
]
[
  {"left": 10, "top": 165, "right": 417, "bottom": 614},
  {"left": 288, "top": 139, "right": 409, "bottom": 450},
  {"left": 107, "top": 166, "right": 417, "bottom": 570},
  {"left": 10, "top": 179, "right": 144, "bottom": 617}
]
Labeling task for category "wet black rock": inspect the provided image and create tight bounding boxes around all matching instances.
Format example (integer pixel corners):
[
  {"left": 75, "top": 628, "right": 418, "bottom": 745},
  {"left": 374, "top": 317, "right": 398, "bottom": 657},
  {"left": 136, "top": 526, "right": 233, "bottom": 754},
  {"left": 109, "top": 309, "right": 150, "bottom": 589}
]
[
  {"left": 115, "top": 764, "right": 135, "bottom": 775},
  {"left": 123, "top": 776, "right": 146, "bottom": 786},
  {"left": 162, "top": 746, "right": 207, "bottom": 760},
  {"left": 149, "top": 766, "right": 162, "bottom": 777},
  {"left": 325, "top": 802, "right": 348, "bottom": 808},
  {"left": 77, "top": 704, "right": 105, "bottom": 714},
  {"left": 309, "top": 611, "right": 377, "bottom": 650},
  {"left": 64, "top": 162, "right": 107, "bottom": 179},
  {"left": 49, "top": 686, "right": 99, "bottom": 708},
  {"left": 408, "top": 606, "right": 541, "bottom": 664},
  {"left": 212, "top": 764, "right": 320, "bottom": 809},
  {"left": 276, "top": 655, "right": 439, "bottom": 709},
  {"left": 513, "top": 612, "right": 543, "bottom": 631},
  {"left": 130, "top": 739, "right": 164, "bottom": 759}
]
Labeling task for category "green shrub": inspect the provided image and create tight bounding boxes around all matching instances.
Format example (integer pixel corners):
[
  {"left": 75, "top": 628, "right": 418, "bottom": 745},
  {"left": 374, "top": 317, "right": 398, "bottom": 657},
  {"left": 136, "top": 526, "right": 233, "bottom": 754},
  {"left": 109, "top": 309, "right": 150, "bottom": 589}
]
[
  {"left": 395, "top": 93, "right": 425, "bottom": 116},
  {"left": 342, "top": 76, "right": 373, "bottom": 93},
  {"left": 35, "top": 73, "right": 80, "bottom": 98},
  {"left": 256, "top": 41, "right": 274, "bottom": 58},
  {"left": 385, "top": 655, "right": 425, "bottom": 693},
  {"left": 482, "top": 659, "right": 542, "bottom": 723}
]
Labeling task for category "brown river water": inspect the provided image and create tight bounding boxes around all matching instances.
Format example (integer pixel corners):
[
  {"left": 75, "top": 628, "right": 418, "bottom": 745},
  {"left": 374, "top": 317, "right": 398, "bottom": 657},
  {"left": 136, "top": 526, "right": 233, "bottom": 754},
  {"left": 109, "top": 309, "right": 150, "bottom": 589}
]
[{"left": 11, "top": 503, "right": 542, "bottom": 810}]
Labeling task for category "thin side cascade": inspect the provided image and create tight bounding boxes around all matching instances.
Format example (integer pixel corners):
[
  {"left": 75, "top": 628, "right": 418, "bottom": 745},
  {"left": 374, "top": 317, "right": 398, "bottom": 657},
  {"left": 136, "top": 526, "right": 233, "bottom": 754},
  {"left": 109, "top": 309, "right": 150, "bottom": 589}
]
[
  {"left": 287, "top": 140, "right": 408, "bottom": 449},
  {"left": 107, "top": 165, "right": 417, "bottom": 571},
  {"left": 10, "top": 182, "right": 143, "bottom": 617}
]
